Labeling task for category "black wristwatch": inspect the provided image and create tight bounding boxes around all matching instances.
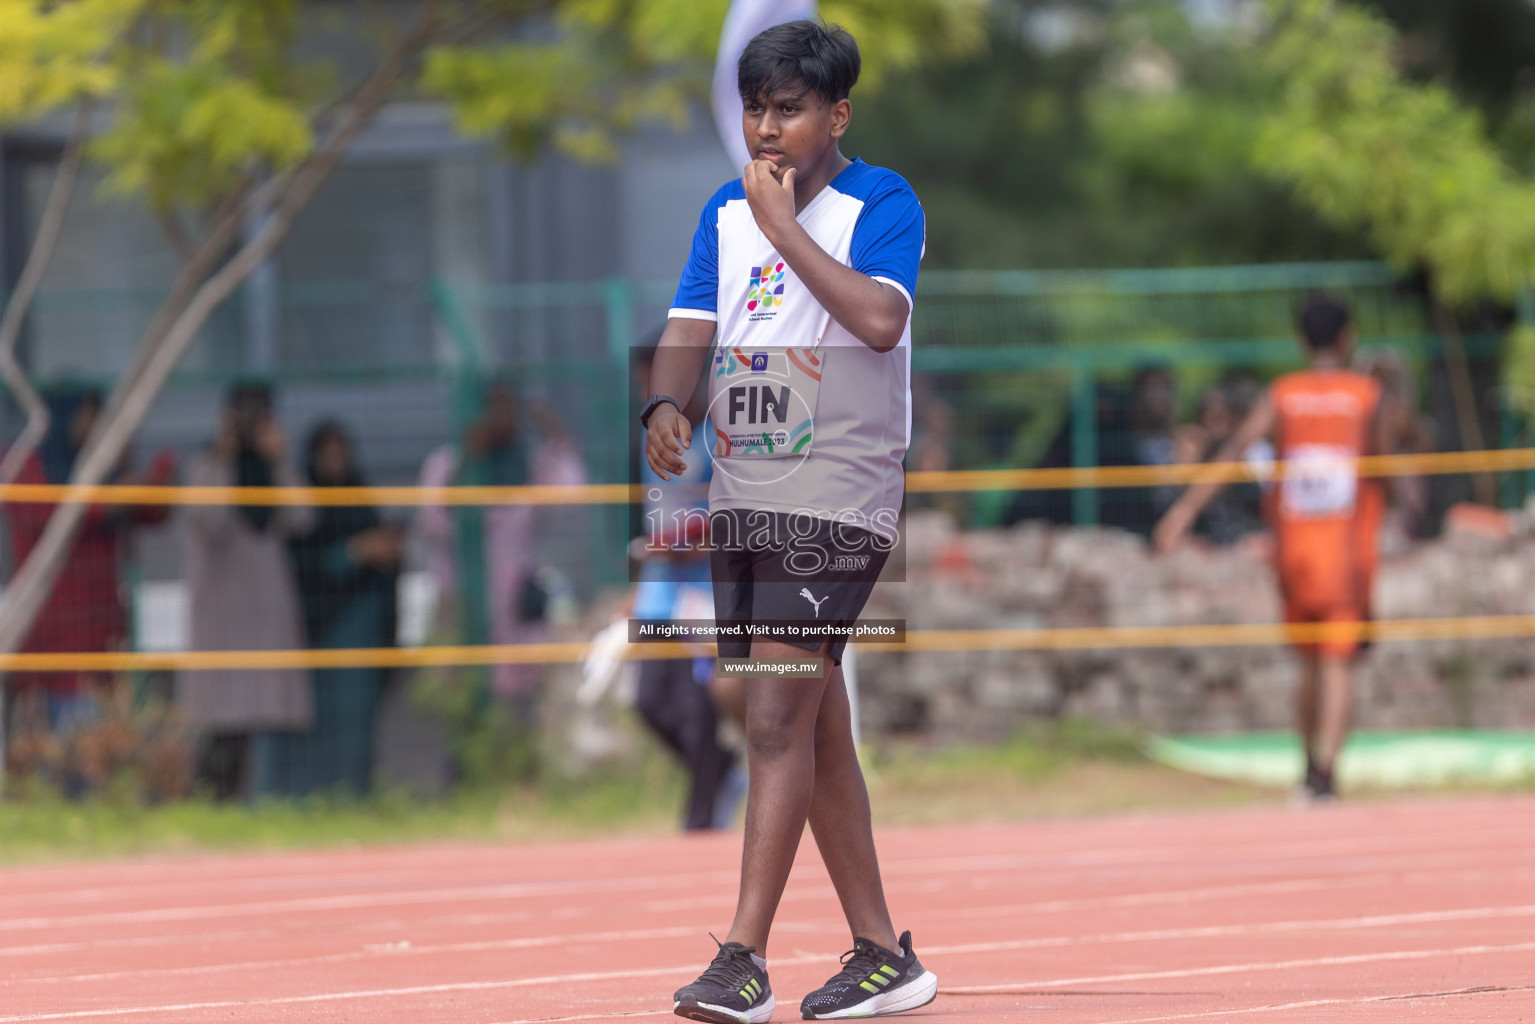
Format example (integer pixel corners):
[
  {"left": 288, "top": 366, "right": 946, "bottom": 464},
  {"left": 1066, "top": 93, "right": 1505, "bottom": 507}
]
[{"left": 639, "top": 394, "right": 681, "bottom": 430}]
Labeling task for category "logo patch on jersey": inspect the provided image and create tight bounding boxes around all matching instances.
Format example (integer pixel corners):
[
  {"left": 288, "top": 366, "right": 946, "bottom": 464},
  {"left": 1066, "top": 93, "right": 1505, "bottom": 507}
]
[{"left": 747, "top": 261, "right": 786, "bottom": 320}]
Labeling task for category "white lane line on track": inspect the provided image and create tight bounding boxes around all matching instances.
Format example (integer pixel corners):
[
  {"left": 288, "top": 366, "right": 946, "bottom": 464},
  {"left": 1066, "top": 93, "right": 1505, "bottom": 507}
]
[
  {"left": 0, "top": 956, "right": 838, "bottom": 1022},
  {"left": 4, "top": 816, "right": 1531, "bottom": 911},
  {"left": 485, "top": 1014, "right": 668, "bottom": 1024},
  {"left": 0, "top": 923, "right": 815, "bottom": 986},
  {"left": 4, "top": 901, "right": 1530, "bottom": 988},
  {"left": 3, "top": 932, "right": 1534, "bottom": 1019},
  {"left": 877, "top": 825, "right": 1535, "bottom": 881},
  {"left": 7, "top": 902, "right": 1533, "bottom": 988},
  {"left": 0, "top": 930, "right": 285, "bottom": 961},
  {"left": 1099, "top": 984, "right": 1535, "bottom": 1023},
  {"left": 0, "top": 872, "right": 746, "bottom": 933},
  {"left": 702, "top": 862, "right": 1535, "bottom": 940},
  {"left": 476, "top": 986, "right": 1535, "bottom": 1024},
  {"left": 939, "top": 939, "right": 1535, "bottom": 994},
  {"left": 921, "top": 903, "right": 1535, "bottom": 957},
  {"left": 3, "top": 859, "right": 1526, "bottom": 964},
  {"left": 3, "top": 831, "right": 1525, "bottom": 935}
]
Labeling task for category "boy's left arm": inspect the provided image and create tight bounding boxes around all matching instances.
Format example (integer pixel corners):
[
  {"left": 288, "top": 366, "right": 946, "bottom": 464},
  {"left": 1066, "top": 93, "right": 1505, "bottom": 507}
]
[{"left": 744, "top": 161, "right": 910, "bottom": 353}]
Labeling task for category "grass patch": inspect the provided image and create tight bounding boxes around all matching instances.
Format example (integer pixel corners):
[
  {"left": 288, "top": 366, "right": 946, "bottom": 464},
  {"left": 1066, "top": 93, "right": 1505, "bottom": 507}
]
[
  {"left": 864, "top": 720, "right": 1274, "bottom": 824},
  {"left": 0, "top": 747, "right": 688, "bottom": 866},
  {"left": 0, "top": 719, "right": 1344, "bottom": 864}
]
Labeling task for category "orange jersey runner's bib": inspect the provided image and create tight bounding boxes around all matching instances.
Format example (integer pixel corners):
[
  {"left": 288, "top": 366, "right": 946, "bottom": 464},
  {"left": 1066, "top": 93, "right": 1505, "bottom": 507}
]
[{"left": 1270, "top": 370, "right": 1382, "bottom": 655}]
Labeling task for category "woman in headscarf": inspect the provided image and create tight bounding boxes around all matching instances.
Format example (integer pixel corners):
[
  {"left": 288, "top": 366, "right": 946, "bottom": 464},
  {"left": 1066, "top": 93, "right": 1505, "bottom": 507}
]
[
  {"left": 282, "top": 421, "right": 401, "bottom": 796},
  {"left": 415, "top": 380, "right": 586, "bottom": 703},
  {"left": 178, "top": 383, "right": 313, "bottom": 799},
  {"left": 7, "top": 384, "right": 174, "bottom": 739}
]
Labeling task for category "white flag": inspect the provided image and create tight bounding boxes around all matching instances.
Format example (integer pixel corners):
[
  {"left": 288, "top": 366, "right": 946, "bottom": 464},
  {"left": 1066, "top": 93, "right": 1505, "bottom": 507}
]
[{"left": 712, "top": 0, "right": 817, "bottom": 173}]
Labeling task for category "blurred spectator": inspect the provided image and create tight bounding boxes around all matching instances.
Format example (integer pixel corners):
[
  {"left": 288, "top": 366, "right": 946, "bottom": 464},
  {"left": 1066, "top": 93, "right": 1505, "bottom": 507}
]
[
  {"left": 416, "top": 380, "right": 586, "bottom": 703},
  {"left": 4, "top": 383, "right": 174, "bottom": 788},
  {"left": 1129, "top": 365, "right": 1179, "bottom": 519},
  {"left": 1003, "top": 379, "right": 1148, "bottom": 532},
  {"left": 631, "top": 494, "right": 740, "bottom": 831},
  {"left": 1174, "top": 382, "right": 1265, "bottom": 544},
  {"left": 1130, "top": 365, "right": 1177, "bottom": 468},
  {"left": 1356, "top": 347, "right": 1433, "bottom": 547},
  {"left": 906, "top": 376, "right": 960, "bottom": 519},
  {"left": 177, "top": 383, "right": 314, "bottom": 800},
  {"left": 277, "top": 421, "right": 402, "bottom": 796},
  {"left": 629, "top": 346, "right": 743, "bottom": 830},
  {"left": 1003, "top": 371, "right": 1192, "bottom": 535},
  {"left": 1172, "top": 386, "right": 1233, "bottom": 465}
]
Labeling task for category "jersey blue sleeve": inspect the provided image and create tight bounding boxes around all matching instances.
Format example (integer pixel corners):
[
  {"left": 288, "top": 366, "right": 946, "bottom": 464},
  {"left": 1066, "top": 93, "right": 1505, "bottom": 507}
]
[
  {"left": 670, "top": 184, "right": 735, "bottom": 320},
  {"left": 850, "top": 178, "right": 925, "bottom": 302}
]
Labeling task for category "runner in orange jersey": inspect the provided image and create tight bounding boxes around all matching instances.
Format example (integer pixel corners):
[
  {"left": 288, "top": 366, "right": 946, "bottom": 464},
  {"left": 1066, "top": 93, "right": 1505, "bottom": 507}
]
[{"left": 1156, "top": 294, "right": 1388, "bottom": 801}]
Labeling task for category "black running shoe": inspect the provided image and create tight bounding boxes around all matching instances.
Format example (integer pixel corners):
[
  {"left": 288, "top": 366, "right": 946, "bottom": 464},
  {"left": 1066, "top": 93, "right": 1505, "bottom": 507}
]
[
  {"left": 1307, "top": 764, "right": 1337, "bottom": 801},
  {"left": 673, "top": 935, "right": 774, "bottom": 1024},
  {"left": 800, "top": 930, "right": 937, "bottom": 1020},
  {"left": 1304, "top": 755, "right": 1325, "bottom": 793}
]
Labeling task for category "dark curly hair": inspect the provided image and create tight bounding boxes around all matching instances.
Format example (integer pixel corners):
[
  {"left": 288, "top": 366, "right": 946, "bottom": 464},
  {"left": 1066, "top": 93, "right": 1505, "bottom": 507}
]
[{"left": 738, "top": 20, "right": 860, "bottom": 106}]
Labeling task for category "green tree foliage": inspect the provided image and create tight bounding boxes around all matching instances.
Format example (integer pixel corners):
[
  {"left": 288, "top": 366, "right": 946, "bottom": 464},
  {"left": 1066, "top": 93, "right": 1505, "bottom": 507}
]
[
  {"left": 0, "top": 0, "right": 140, "bottom": 121},
  {"left": 852, "top": 0, "right": 1369, "bottom": 269},
  {"left": 425, "top": 0, "right": 986, "bottom": 161},
  {"left": 1255, "top": 0, "right": 1535, "bottom": 419},
  {"left": 1355, "top": 0, "right": 1535, "bottom": 167},
  {"left": 3, "top": 0, "right": 988, "bottom": 237},
  {"left": 1257, "top": 0, "right": 1535, "bottom": 306}
]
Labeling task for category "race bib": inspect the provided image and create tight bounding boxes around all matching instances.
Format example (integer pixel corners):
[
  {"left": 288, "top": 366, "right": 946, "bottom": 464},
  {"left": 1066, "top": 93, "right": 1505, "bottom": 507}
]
[
  {"left": 1280, "top": 444, "right": 1358, "bottom": 519},
  {"left": 708, "top": 347, "right": 821, "bottom": 459}
]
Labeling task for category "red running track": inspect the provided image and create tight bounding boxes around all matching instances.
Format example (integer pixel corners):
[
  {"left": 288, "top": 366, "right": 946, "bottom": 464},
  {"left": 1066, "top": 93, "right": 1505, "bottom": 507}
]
[{"left": 0, "top": 796, "right": 1532, "bottom": 1023}]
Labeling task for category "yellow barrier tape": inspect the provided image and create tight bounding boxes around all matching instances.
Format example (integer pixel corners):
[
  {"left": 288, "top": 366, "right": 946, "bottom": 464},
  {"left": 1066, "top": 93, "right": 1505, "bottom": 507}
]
[
  {"left": 899, "top": 615, "right": 1535, "bottom": 652},
  {"left": 0, "top": 446, "right": 1528, "bottom": 506},
  {"left": 8, "top": 614, "right": 1535, "bottom": 672},
  {"left": 0, "top": 482, "right": 642, "bottom": 507},
  {"left": 905, "top": 446, "right": 1535, "bottom": 493}
]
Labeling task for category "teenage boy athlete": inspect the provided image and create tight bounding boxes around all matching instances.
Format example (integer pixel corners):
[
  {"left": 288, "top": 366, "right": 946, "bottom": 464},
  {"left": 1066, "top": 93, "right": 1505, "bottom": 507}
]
[
  {"left": 639, "top": 20, "right": 935, "bottom": 1024},
  {"left": 1155, "top": 294, "right": 1386, "bottom": 800}
]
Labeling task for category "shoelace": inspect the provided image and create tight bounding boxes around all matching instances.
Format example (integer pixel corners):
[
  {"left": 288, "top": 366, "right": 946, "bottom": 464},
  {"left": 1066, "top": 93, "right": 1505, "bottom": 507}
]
[
  {"left": 830, "top": 941, "right": 890, "bottom": 986},
  {"left": 698, "top": 933, "right": 759, "bottom": 990}
]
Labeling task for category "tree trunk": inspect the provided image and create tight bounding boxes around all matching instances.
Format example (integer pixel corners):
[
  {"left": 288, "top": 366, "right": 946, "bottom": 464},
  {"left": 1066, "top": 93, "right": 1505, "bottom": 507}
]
[
  {"left": 1432, "top": 299, "right": 1495, "bottom": 506},
  {"left": 0, "top": 103, "right": 93, "bottom": 798},
  {"left": 0, "top": 102, "right": 92, "bottom": 485},
  {"left": 0, "top": 3, "right": 442, "bottom": 659}
]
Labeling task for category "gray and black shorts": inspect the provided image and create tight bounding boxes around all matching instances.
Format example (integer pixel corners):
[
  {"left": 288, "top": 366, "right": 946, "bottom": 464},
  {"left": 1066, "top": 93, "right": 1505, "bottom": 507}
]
[{"left": 709, "top": 508, "right": 891, "bottom": 665}]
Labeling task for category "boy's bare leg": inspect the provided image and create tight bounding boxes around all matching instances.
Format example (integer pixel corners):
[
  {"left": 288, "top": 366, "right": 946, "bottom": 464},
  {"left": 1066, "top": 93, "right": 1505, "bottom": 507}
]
[
  {"left": 808, "top": 663, "right": 899, "bottom": 951},
  {"left": 1296, "top": 653, "right": 1320, "bottom": 766},
  {"left": 1316, "top": 654, "right": 1353, "bottom": 771},
  {"left": 724, "top": 640, "right": 832, "bottom": 955}
]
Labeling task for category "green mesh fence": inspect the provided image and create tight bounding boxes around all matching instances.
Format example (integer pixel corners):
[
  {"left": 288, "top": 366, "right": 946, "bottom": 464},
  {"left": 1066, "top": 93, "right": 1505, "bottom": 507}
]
[
  {"left": 0, "top": 261, "right": 1521, "bottom": 798},
  {"left": 7, "top": 258, "right": 1514, "bottom": 553}
]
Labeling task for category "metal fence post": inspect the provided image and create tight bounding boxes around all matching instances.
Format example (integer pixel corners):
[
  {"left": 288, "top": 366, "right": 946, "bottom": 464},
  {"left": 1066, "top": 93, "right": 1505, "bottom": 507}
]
[
  {"left": 1070, "top": 359, "right": 1099, "bottom": 526},
  {"left": 1519, "top": 283, "right": 1535, "bottom": 506},
  {"left": 600, "top": 277, "right": 635, "bottom": 588},
  {"left": 425, "top": 280, "right": 490, "bottom": 647}
]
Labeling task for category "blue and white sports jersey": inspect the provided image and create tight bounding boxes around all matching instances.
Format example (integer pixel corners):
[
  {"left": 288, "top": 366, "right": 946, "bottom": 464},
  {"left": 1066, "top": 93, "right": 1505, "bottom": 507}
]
[{"left": 668, "top": 159, "right": 924, "bottom": 539}]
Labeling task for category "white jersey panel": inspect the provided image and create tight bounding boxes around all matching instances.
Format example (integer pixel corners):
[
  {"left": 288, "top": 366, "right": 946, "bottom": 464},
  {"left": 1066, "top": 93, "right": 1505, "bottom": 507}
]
[{"left": 670, "top": 160, "right": 923, "bottom": 541}]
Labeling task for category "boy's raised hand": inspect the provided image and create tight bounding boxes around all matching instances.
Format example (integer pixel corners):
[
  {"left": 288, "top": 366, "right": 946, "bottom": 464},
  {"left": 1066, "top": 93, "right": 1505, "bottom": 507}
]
[
  {"left": 743, "top": 160, "right": 797, "bottom": 240},
  {"left": 644, "top": 405, "right": 692, "bottom": 482}
]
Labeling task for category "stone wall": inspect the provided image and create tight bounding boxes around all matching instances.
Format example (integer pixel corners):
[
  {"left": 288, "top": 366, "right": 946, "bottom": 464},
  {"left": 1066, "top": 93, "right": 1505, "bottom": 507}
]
[{"left": 855, "top": 511, "right": 1535, "bottom": 741}]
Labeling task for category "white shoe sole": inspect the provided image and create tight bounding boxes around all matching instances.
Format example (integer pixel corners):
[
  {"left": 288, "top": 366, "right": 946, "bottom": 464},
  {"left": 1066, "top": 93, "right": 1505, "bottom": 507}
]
[
  {"left": 805, "top": 969, "right": 938, "bottom": 1019},
  {"left": 674, "top": 993, "right": 775, "bottom": 1024}
]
